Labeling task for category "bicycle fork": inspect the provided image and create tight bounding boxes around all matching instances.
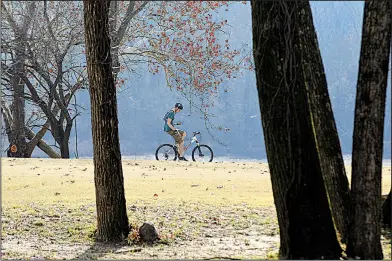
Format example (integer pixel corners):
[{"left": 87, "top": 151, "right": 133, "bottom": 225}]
[{"left": 194, "top": 142, "right": 204, "bottom": 157}]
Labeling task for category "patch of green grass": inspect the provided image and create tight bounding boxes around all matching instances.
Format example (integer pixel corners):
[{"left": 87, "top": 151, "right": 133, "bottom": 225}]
[{"left": 265, "top": 251, "right": 279, "bottom": 260}]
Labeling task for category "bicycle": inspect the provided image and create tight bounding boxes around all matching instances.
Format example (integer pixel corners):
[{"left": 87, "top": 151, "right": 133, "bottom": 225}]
[{"left": 155, "top": 126, "right": 214, "bottom": 162}]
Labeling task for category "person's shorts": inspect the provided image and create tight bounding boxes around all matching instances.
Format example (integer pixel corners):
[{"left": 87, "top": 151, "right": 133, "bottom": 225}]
[{"left": 167, "top": 129, "right": 185, "bottom": 145}]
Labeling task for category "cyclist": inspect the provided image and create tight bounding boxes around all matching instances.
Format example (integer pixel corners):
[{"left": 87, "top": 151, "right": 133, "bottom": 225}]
[{"left": 163, "top": 103, "right": 188, "bottom": 161}]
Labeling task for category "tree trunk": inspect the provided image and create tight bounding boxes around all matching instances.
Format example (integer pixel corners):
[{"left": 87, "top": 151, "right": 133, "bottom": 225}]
[
  {"left": 10, "top": 42, "right": 28, "bottom": 158},
  {"left": 25, "top": 122, "right": 50, "bottom": 157},
  {"left": 347, "top": 0, "right": 391, "bottom": 259},
  {"left": 297, "top": 2, "right": 351, "bottom": 243},
  {"left": 50, "top": 124, "right": 70, "bottom": 158},
  {"left": 59, "top": 139, "right": 70, "bottom": 159},
  {"left": 251, "top": 1, "right": 341, "bottom": 259},
  {"left": 83, "top": 0, "right": 129, "bottom": 242},
  {"left": 382, "top": 190, "right": 391, "bottom": 228},
  {"left": 57, "top": 122, "right": 72, "bottom": 158},
  {"left": 25, "top": 127, "right": 60, "bottom": 158}
]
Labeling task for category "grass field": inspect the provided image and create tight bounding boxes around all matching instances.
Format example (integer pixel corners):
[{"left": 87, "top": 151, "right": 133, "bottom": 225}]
[{"left": 1, "top": 158, "right": 391, "bottom": 259}]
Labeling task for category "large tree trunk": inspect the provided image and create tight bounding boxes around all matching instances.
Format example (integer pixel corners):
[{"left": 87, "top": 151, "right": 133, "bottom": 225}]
[
  {"left": 83, "top": 0, "right": 129, "bottom": 242},
  {"left": 297, "top": 1, "right": 351, "bottom": 243},
  {"left": 382, "top": 190, "right": 391, "bottom": 228},
  {"left": 347, "top": 0, "right": 392, "bottom": 259},
  {"left": 251, "top": 1, "right": 341, "bottom": 259}
]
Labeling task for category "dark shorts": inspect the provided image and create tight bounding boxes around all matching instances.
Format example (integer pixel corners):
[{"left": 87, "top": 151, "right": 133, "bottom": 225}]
[{"left": 167, "top": 129, "right": 185, "bottom": 145}]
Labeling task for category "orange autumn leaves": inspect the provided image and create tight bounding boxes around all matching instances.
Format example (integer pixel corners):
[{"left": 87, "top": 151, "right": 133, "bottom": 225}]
[{"left": 135, "top": 1, "right": 253, "bottom": 95}]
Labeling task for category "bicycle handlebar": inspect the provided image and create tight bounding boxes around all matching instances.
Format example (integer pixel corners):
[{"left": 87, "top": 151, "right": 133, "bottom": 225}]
[{"left": 174, "top": 129, "right": 201, "bottom": 136}]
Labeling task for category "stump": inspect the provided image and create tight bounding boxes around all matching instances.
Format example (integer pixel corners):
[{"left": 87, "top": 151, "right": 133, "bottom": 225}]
[{"left": 139, "top": 222, "right": 159, "bottom": 243}]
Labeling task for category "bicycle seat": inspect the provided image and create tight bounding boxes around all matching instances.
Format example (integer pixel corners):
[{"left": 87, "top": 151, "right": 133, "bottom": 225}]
[{"left": 193, "top": 131, "right": 200, "bottom": 135}]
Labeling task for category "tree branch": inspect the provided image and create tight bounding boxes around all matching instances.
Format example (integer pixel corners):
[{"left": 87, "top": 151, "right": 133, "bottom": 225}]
[{"left": 115, "top": 1, "right": 149, "bottom": 45}]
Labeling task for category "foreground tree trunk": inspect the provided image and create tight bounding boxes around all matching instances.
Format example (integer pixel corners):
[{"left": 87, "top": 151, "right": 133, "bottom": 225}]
[
  {"left": 297, "top": 2, "right": 351, "bottom": 243},
  {"left": 83, "top": 0, "right": 129, "bottom": 241},
  {"left": 347, "top": 0, "right": 392, "bottom": 259},
  {"left": 382, "top": 190, "right": 391, "bottom": 228},
  {"left": 251, "top": 1, "right": 341, "bottom": 259}
]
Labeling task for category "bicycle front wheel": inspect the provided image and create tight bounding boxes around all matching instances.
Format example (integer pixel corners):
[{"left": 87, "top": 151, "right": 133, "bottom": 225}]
[
  {"left": 192, "top": 144, "right": 213, "bottom": 162},
  {"left": 155, "top": 144, "right": 178, "bottom": 161}
]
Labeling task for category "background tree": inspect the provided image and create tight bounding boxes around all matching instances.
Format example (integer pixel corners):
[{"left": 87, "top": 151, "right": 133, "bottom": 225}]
[
  {"left": 83, "top": 0, "right": 129, "bottom": 241},
  {"left": 251, "top": 1, "right": 341, "bottom": 258},
  {"left": 1, "top": 1, "right": 251, "bottom": 157},
  {"left": 1, "top": 1, "right": 86, "bottom": 158},
  {"left": 109, "top": 1, "right": 252, "bottom": 132},
  {"left": 347, "top": 0, "right": 392, "bottom": 259},
  {"left": 1, "top": 2, "right": 36, "bottom": 157}
]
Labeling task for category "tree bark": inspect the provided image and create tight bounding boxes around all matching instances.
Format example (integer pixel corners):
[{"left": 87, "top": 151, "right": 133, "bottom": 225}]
[
  {"left": 251, "top": 1, "right": 341, "bottom": 259},
  {"left": 382, "top": 190, "right": 391, "bottom": 228},
  {"left": 297, "top": 2, "right": 351, "bottom": 243},
  {"left": 10, "top": 41, "right": 28, "bottom": 157},
  {"left": 347, "top": 0, "right": 392, "bottom": 259},
  {"left": 60, "top": 138, "right": 70, "bottom": 159},
  {"left": 25, "top": 126, "right": 61, "bottom": 158},
  {"left": 83, "top": 0, "right": 129, "bottom": 242}
]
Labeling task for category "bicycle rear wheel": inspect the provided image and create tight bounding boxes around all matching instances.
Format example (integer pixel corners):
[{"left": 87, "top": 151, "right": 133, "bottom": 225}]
[
  {"left": 155, "top": 144, "right": 178, "bottom": 161},
  {"left": 192, "top": 144, "right": 213, "bottom": 162}
]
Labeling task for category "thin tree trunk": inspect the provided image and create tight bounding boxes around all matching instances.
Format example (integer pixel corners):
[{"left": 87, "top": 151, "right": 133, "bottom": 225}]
[
  {"left": 60, "top": 140, "right": 70, "bottom": 159},
  {"left": 297, "top": 2, "right": 351, "bottom": 243},
  {"left": 25, "top": 127, "right": 60, "bottom": 158},
  {"left": 59, "top": 122, "right": 72, "bottom": 158},
  {"left": 11, "top": 43, "right": 28, "bottom": 157},
  {"left": 251, "top": 1, "right": 341, "bottom": 259},
  {"left": 25, "top": 123, "right": 49, "bottom": 157},
  {"left": 347, "top": 0, "right": 392, "bottom": 259},
  {"left": 83, "top": 0, "right": 129, "bottom": 242}
]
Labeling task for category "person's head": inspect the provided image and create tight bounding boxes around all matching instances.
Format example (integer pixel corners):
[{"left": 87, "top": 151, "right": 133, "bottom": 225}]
[{"left": 174, "top": 102, "right": 183, "bottom": 113}]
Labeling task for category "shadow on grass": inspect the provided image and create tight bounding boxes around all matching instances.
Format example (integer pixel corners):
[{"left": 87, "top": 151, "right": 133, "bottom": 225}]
[{"left": 74, "top": 241, "right": 134, "bottom": 260}]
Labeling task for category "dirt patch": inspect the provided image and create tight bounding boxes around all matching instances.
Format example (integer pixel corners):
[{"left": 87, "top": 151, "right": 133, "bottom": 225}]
[{"left": 2, "top": 203, "right": 280, "bottom": 259}]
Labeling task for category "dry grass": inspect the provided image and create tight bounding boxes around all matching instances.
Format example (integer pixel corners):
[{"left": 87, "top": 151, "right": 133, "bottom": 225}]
[{"left": 1, "top": 158, "right": 391, "bottom": 259}]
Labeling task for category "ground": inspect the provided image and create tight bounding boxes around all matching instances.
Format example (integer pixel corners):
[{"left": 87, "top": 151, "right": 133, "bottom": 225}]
[{"left": 1, "top": 158, "right": 391, "bottom": 259}]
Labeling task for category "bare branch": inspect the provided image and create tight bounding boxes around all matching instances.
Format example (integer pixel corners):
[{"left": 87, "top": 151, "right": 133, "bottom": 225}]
[{"left": 115, "top": 1, "right": 149, "bottom": 44}]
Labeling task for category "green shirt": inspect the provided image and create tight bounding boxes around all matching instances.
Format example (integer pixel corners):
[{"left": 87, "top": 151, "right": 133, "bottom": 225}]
[{"left": 163, "top": 110, "right": 175, "bottom": 132}]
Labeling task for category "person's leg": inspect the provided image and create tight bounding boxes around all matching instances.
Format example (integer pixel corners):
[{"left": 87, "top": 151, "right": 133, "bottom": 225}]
[
  {"left": 168, "top": 130, "right": 182, "bottom": 156},
  {"left": 178, "top": 131, "right": 186, "bottom": 157}
]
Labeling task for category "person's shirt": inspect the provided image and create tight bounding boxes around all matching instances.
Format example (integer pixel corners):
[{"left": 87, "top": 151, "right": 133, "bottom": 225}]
[{"left": 163, "top": 109, "right": 175, "bottom": 132}]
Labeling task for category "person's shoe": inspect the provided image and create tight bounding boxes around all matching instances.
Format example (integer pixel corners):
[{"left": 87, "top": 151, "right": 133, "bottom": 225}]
[{"left": 178, "top": 156, "right": 188, "bottom": 161}]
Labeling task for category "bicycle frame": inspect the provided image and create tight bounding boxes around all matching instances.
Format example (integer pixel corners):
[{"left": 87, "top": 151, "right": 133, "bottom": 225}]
[{"left": 174, "top": 130, "right": 202, "bottom": 154}]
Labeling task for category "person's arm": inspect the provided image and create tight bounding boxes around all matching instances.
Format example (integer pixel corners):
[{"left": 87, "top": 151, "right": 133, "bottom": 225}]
[{"left": 167, "top": 118, "right": 176, "bottom": 131}]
